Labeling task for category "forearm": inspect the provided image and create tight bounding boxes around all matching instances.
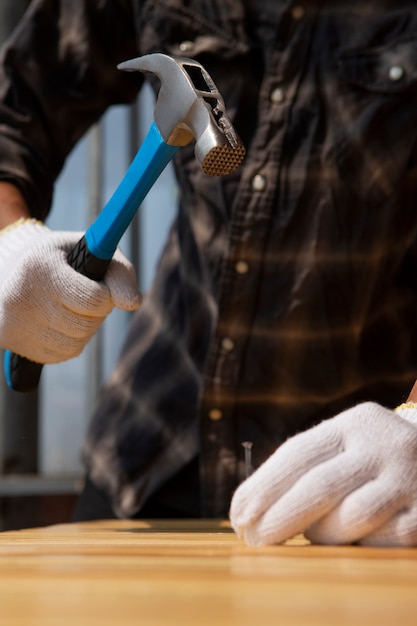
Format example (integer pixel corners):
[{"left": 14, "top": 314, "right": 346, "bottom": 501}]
[
  {"left": 0, "top": 0, "right": 141, "bottom": 221},
  {"left": 407, "top": 379, "right": 417, "bottom": 402},
  {"left": 0, "top": 182, "right": 31, "bottom": 229}
]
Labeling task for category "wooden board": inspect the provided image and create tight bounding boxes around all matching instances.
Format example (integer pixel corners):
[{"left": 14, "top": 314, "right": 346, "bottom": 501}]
[{"left": 0, "top": 519, "right": 416, "bottom": 625}]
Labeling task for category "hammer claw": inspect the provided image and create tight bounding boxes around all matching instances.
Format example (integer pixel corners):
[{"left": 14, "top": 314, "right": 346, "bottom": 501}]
[{"left": 118, "top": 53, "right": 245, "bottom": 174}]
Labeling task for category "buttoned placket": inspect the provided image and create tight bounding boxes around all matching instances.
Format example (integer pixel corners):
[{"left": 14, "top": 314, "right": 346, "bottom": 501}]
[{"left": 199, "top": 3, "right": 317, "bottom": 517}]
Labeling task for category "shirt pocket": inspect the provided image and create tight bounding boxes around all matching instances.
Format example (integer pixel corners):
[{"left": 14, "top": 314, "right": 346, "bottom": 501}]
[
  {"left": 334, "top": 37, "right": 417, "bottom": 204},
  {"left": 338, "top": 38, "right": 417, "bottom": 93},
  {"left": 139, "top": 0, "right": 249, "bottom": 61},
  {"left": 137, "top": 0, "right": 251, "bottom": 132}
]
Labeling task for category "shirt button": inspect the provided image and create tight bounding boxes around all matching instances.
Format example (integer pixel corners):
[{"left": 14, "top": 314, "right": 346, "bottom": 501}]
[
  {"left": 208, "top": 408, "right": 223, "bottom": 421},
  {"left": 388, "top": 65, "right": 404, "bottom": 81},
  {"left": 235, "top": 260, "right": 249, "bottom": 275},
  {"left": 179, "top": 40, "right": 194, "bottom": 52},
  {"left": 252, "top": 174, "right": 266, "bottom": 191},
  {"left": 221, "top": 337, "right": 235, "bottom": 352},
  {"left": 292, "top": 5, "right": 305, "bottom": 20},
  {"left": 270, "top": 87, "right": 285, "bottom": 104}
]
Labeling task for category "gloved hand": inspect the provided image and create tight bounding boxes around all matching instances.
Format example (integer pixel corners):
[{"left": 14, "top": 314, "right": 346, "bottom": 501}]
[
  {"left": 0, "top": 218, "right": 141, "bottom": 363},
  {"left": 230, "top": 401, "right": 417, "bottom": 547}
]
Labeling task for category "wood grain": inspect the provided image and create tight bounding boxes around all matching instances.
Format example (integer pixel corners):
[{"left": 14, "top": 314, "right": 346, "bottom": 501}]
[{"left": 0, "top": 519, "right": 416, "bottom": 625}]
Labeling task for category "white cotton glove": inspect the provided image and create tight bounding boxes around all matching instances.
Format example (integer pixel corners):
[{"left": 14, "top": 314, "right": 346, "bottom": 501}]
[
  {"left": 0, "top": 218, "right": 141, "bottom": 363},
  {"left": 230, "top": 401, "right": 417, "bottom": 547}
]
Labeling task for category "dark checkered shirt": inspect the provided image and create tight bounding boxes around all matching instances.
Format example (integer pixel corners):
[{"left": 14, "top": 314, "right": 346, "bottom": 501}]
[{"left": 1, "top": 0, "right": 417, "bottom": 516}]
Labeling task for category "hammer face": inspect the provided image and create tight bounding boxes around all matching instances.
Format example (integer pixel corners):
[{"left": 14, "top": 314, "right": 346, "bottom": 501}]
[
  {"left": 196, "top": 124, "right": 246, "bottom": 177},
  {"left": 118, "top": 54, "right": 245, "bottom": 176},
  {"left": 201, "top": 142, "right": 246, "bottom": 177}
]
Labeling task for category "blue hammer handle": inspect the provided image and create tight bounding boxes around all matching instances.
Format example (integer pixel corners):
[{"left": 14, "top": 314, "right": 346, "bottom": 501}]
[{"left": 4, "top": 122, "right": 178, "bottom": 393}]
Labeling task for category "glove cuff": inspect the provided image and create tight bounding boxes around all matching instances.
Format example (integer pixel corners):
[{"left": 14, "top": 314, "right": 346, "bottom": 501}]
[
  {"left": 394, "top": 402, "right": 417, "bottom": 427},
  {"left": 0, "top": 216, "right": 43, "bottom": 232},
  {"left": 0, "top": 218, "right": 49, "bottom": 261}
]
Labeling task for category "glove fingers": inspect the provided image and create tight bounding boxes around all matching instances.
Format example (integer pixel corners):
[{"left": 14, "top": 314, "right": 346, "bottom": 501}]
[
  {"left": 30, "top": 240, "right": 140, "bottom": 315},
  {"left": 30, "top": 334, "right": 95, "bottom": 364},
  {"left": 57, "top": 248, "right": 141, "bottom": 313},
  {"left": 5, "top": 246, "right": 113, "bottom": 318},
  {"left": 230, "top": 402, "right": 417, "bottom": 548},
  {"left": 5, "top": 312, "right": 104, "bottom": 363},
  {"left": 359, "top": 505, "right": 417, "bottom": 547},
  {"left": 230, "top": 418, "right": 344, "bottom": 534},
  {"left": 104, "top": 249, "right": 142, "bottom": 311},
  {"left": 52, "top": 234, "right": 141, "bottom": 311},
  {"left": 242, "top": 452, "right": 365, "bottom": 546},
  {"left": 1, "top": 272, "right": 107, "bottom": 363},
  {"left": 306, "top": 480, "right": 406, "bottom": 545},
  {"left": 52, "top": 255, "right": 115, "bottom": 317}
]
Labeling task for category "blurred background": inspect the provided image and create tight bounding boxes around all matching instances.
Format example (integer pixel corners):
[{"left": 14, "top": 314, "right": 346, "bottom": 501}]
[{"left": 0, "top": 0, "right": 177, "bottom": 529}]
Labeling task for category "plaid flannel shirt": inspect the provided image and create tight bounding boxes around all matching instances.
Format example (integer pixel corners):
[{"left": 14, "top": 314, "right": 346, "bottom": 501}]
[{"left": 1, "top": 0, "right": 417, "bottom": 516}]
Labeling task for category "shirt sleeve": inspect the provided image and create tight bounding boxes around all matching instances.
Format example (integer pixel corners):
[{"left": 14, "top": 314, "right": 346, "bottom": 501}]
[{"left": 0, "top": 0, "right": 142, "bottom": 220}]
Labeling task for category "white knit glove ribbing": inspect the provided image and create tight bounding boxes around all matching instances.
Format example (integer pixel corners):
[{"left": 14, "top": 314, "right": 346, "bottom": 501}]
[
  {"left": 230, "top": 401, "right": 417, "bottom": 547},
  {"left": 0, "top": 219, "right": 141, "bottom": 363}
]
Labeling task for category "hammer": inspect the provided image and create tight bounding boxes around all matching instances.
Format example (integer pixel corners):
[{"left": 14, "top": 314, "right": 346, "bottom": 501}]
[{"left": 4, "top": 53, "right": 245, "bottom": 393}]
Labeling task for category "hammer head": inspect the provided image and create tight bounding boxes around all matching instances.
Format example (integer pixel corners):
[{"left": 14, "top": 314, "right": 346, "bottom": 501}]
[{"left": 118, "top": 53, "right": 245, "bottom": 176}]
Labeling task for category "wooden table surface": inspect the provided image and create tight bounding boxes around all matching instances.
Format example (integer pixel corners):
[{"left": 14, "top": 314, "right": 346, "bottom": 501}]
[{"left": 0, "top": 519, "right": 416, "bottom": 625}]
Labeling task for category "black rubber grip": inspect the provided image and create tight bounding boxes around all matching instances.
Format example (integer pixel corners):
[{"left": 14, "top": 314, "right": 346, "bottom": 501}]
[
  {"left": 5, "top": 352, "right": 43, "bottom": 394},
  {"left": 67, "top": 235, "right": 111, "bottom": 281},
  {"left": 6, "top": 235, "right": 111, "bottom": 393}
]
